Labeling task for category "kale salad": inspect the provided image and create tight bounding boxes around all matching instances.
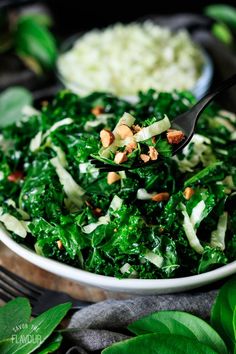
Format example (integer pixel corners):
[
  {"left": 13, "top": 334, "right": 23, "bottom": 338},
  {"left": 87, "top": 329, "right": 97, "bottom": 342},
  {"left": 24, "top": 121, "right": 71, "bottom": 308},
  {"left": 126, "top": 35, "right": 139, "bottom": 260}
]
[{"left": 0, "top": 89, "right": 236, "bottom": 279}]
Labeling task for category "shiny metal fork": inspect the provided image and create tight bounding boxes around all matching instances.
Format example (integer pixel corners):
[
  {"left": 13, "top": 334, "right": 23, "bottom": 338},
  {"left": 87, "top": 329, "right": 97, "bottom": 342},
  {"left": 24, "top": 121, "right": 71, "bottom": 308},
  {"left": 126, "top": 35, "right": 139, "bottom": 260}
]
[{"left": 0, "top": 265, "right": 93, "bottom": 316}]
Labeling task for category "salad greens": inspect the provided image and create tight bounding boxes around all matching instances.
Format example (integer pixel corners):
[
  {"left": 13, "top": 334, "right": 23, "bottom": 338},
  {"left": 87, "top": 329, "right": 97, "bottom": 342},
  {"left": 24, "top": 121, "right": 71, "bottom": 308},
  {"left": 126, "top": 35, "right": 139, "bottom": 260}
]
[{"left": 0, "top": 88, "right": 236, "bottom": 279}]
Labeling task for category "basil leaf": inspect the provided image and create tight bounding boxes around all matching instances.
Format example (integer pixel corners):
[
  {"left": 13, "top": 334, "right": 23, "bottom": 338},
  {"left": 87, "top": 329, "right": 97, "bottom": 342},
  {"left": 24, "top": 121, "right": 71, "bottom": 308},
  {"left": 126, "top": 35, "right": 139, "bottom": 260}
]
[
  {"left": 211, "top": 276, "right": 236, "bottom": 353},
  {"left": 15, "top": 16, "right": 57, "bottom": 71},
  {"left": 0, "top": 297, "right": 31, "bottom": 341},
  {"left": 35, "top": 332, "right": 63, "bottom": 354},
  {"left": 128, "top": 311, "right": 227, "bottom": 354},
  {"left": 102, "top": 333, "right": 218, "bottom": 354},
  {"left": 205, "top": 5, "right": 236, "bottom": 30},
  {"left": 0, "top": 87, "right": 32, "bottom": 127},
  {"left": 0, "top": 302, "right": 71, "bottom": 354}
]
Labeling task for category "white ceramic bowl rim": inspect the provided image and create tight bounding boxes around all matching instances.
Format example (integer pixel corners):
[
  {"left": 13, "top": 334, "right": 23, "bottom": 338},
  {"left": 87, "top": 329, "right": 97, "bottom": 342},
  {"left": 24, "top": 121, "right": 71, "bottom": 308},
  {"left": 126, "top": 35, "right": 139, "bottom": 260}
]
[{"left": 1, "top": 225, "right": 236, "bottom": 293}]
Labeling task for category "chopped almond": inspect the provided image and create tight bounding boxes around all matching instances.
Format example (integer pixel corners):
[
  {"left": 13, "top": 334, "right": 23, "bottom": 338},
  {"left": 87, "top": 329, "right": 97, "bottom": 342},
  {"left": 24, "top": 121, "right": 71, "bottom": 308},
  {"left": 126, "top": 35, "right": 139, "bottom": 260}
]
[
  {"left": 93, "top": 207, "right": 102, "bottom": 216},
  {"left": 152, "top": 192, "right": 170, "bottom": 202},
  {"left": 8, "top": 171, "right": 24, "bottom": 182},
  {"left": 116, "top": 124, "right": 133, "bottom": 139},
  {"left": 132, "top": 124, "right": 142, "bottom": 133},
  {"left": 125, "top": 141, "right": 137, "bottom": 154},
  {"left": 148, "top": 146, "right": 159, "bottom": 160},
  {"left": 107, "top": 172, "right": 121, "bottom": 185},
  {"left": 92, "top": 106, "right": 104, "bottom": 116},
  {"left": 151, "top": 136, "right": 156, "bottom": 144},
  {"left": 57, "top": 240, "right": 63, "bottom": 250},
  {"left": 114, "top": 151, "right": 128, "bottom": 164},
  {"left": 140, "top": 154, "right": 150, "bottom": 163},
  {"left": 100, "top": 129, "right": 115, "bottom": 148},
  {"left": 167, "top": 129, "right": 185, "bottom": 144},
  {"left": 183, "top": 187, "right": 195, "bottom": 200}
]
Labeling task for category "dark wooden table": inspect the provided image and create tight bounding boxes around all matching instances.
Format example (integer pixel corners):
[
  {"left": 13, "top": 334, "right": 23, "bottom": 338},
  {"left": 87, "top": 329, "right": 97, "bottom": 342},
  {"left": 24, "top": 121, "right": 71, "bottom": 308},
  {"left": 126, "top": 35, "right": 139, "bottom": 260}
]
[{"left": 0, "top": 242, "right": 130, "bottom": 306}]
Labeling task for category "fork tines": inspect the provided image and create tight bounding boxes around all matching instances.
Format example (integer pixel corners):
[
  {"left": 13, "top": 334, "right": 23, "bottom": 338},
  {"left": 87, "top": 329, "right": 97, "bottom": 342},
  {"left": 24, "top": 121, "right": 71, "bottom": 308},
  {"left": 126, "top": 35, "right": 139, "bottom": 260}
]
[{"left": 0, "top": 265, "right": 42, "bottom": 303}]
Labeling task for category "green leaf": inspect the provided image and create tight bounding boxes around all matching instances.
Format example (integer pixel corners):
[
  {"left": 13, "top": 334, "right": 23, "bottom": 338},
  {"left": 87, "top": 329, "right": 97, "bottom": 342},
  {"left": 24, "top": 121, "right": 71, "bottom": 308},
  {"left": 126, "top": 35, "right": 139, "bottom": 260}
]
[
  {"left": 0, "top": 298, "right": 31, "bottom": 341},
  {"left": 128, "top": 311, "right": 227, "bottom": 354},
  {"left": 233, "top": 307, "right": 236, "bottom": 341},
  {"left": 205, "top": 5, "right": 236, "bottom": 30},
  {"left": 184, "top": 162, "right": 223, "bottom": 187},
  {"left": 0, "top": 87, "right": 32, "bottom": 127},
  {"left": 0, "top": 302, "right": 71, "bottom": 354},
  {"left": 35, "top": 333, "right": 63, "bottom": 354},
  {"left": 15, "top": 16, "right": 57, "bottom": 71},
  {"left": 102, "top": 333, "right": 218, "bottom": 354},
  {"left": 21, "top": 14, "right": 53, "bottom": 28},
  {"left": 211, "top": 276, "right": 236, "bottom": 353},
  {"left": 212, "top": 23, "right": 233, "bottom": 45}
]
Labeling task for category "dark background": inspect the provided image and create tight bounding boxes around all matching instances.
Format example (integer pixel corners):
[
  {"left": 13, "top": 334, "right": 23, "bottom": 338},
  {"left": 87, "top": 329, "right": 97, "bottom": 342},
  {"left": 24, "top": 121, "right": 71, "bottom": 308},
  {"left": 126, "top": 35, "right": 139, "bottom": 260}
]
[
  {"left": 48, "top": 0, "right": 236, "bottom": 34},
  {"left": 2, "top": 0, "right": 236, "bottom": 34}
]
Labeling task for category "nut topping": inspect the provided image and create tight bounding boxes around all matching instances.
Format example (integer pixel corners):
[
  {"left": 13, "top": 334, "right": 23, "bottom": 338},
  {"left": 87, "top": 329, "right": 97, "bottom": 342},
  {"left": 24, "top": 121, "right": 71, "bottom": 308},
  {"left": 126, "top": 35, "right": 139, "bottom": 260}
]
[
  {"left": 140, "top": 154, "right": 150, "bottom": 163},
  {"left": 116, "top": 124, "right": 133, "bottom": 139},
  {"left": 107, "top": 172, "right": 121, "bottom": 185},
  {"left": 183, "top": 187, "right": 195, "bottom": 200},
  {"left": 148, "top": 146, "right": 159, "bottom": 160},
  {"left": 100, "top": 129, "right": 115, "bottom": 147},
  {"left": 151, "top": 192, "right": 170, "bottom": 202},
  {"left": 114, "top": 151, "right": 128, "bottom": 164},
  {"left": 92, "top": 106, "right": 104, "bottom": 116},
  {"left": 167, "top": 129, "right": 185, "bottom": 144}
]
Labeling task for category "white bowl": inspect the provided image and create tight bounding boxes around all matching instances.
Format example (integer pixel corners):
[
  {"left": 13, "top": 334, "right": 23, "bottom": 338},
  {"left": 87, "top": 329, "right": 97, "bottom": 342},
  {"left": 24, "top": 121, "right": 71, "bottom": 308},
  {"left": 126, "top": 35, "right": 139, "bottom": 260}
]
[
  {"left": 1, "top": 225, "right": 236, "bottom": 294},
  {"left": 57, "top": 34, "right": 213, "bottom": 100}
]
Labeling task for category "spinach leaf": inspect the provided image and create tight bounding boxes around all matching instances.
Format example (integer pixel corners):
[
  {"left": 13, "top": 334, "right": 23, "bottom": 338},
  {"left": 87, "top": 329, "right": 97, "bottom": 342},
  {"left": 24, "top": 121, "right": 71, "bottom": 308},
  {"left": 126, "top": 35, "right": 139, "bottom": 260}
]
[
  {"left": 211, "top": 276, "right": 236, "bottom": 353},
  {"left": 0, "top": 297, "right": 31, "bottom": 341},
  {"left": 0, "top": 302, "right": 71, "bottom": 354},
  {"left": 102, "top": 333, "right": 217, "bottom": 354},
  {"left": 128, "top": 311, "right": 227, "bottom": 354},
  {"left": 0, "top": 87, "right": 32, "bottom": 127},
  {"left": 184, "top": 162, "right": 223, "bottom": 187}
]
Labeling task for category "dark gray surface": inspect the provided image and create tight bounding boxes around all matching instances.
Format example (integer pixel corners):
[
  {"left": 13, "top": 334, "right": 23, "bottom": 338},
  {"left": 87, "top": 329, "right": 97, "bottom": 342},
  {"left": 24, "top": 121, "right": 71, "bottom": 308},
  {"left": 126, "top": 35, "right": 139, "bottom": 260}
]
[{"left": 65, "top": 290, "right": 217, "bottom": 353}]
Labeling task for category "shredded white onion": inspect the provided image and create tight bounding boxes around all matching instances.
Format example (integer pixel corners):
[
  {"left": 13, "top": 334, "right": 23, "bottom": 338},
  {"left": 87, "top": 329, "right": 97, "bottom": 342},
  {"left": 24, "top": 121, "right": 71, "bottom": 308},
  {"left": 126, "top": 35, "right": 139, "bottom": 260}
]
[{"left": 58, "top": 22, "right": 203, "bottom": 96}]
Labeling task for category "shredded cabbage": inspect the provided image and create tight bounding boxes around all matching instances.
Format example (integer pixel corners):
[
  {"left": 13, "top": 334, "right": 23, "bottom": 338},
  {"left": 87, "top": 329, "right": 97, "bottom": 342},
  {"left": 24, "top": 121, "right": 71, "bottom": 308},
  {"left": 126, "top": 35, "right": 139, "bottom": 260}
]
[
  {"left": 30, "top": 118, "right": 73, "bottom": 152},
  {"left": 134, "top": 115, "right": 171, "bottom": 142},
  {"left": 143, "top": 250, "right": 164, "bottom": 268},
  {"left": 50, "top": 157, "right": 85, "bottom": 208},
  {"left": 0, "top": 208, "right": 29, "bottom": 238},
  {"left": 137, "top": 188, "right": 156, "bottom": 200},
  {"left": 210, "top": 212, "right": 228, "bottom": 250},
  {"left": 181, "top": 204, "right": 204, "bottom": 254},
  {"left": 82, "top": 195, "right": 123, "bottom": 234},
  {"left": 190, "top": 200, "right": 206, "bottom": 229}
]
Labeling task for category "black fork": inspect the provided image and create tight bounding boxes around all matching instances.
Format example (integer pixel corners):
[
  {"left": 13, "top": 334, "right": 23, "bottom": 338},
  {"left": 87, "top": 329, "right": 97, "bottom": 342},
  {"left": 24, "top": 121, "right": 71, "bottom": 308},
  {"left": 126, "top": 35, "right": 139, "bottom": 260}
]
[
  {"left": 90, "top": 73, "right": 236, "bottom": 172},
  {"left": 0, "top": 265, "right": 93, "bottom": 316}
]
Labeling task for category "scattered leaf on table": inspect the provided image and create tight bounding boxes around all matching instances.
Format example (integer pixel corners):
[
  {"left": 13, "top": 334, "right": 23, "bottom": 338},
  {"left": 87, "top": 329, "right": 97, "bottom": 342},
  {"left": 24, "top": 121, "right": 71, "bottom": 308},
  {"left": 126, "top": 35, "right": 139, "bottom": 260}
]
[
  {"left": 128, "top": 310, "right": 227, "bottom": 354},
  {"left": 0, "top": 297, "right": 31, "bottom": 341},
  {"left": 0, "top": 302, "right": 71, "bottom": 354},
  {"left": 0, "top": 87, "right": 32, "bottom": 127},
  {"left": 211, "top": 276, "right": 236, "bottom": 353},
  {"left": 102, "top": 333, "right": 218, "bottom": 354},
  {"left": 15, "top": 16, "right": 57, "bottom": 72},
  {"left": 205, "top": 5, "right": 236, "bottom": 30}
]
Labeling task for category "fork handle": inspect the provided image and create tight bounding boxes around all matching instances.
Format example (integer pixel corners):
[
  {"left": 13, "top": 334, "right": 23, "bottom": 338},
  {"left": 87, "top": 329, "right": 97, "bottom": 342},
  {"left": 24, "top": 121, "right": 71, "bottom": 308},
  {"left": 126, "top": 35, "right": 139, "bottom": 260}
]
[{"left": 191, "top": 73, "right": 236, "bottom": 118}]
